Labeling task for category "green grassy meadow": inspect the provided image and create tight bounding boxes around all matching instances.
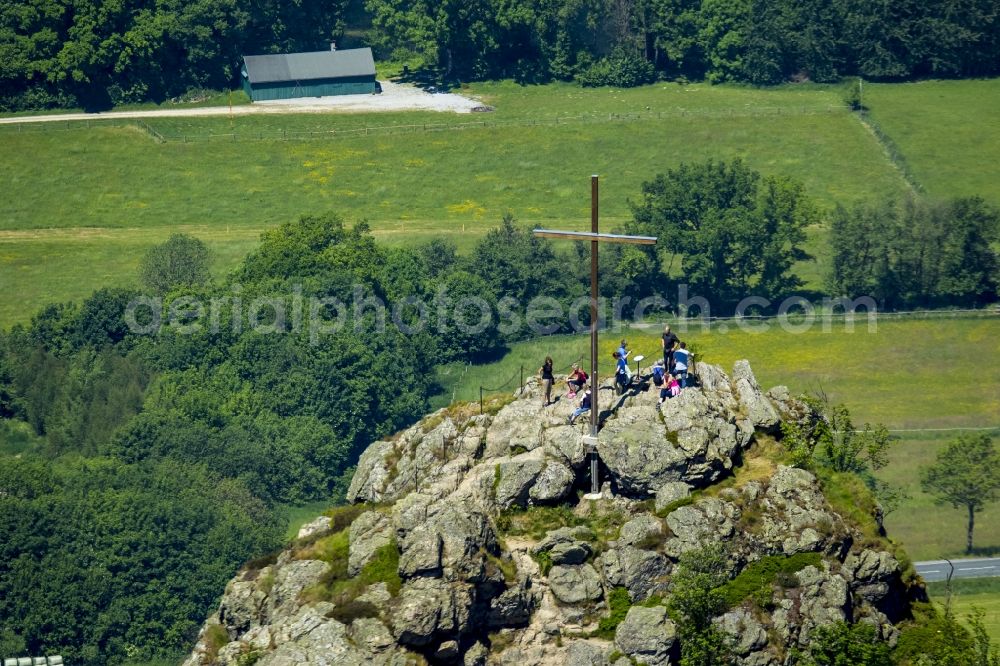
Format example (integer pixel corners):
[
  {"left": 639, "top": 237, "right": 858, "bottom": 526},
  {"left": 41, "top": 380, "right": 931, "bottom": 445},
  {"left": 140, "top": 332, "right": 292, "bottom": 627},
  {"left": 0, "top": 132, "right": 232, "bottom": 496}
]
[
  {"left": 436, "top": 318, "right": 1000, "bottom": 430},
  {"left": 863, "top": 79, "right": 1000, "bottom": 204},
  {"left": 435, "top": 317, "right": 1000, "bottom": 561},
  {"left": 2, "top": 77, "right": 999, "bottom": 566},
  {"left": 3, "top": 78, "right": 999, "bottom": 327},
  {"left": 928, "top": 578, "right": 1000, "bottom": 644},
  {"left": 0, "top": 79, "right": 925, "bottom": 327},
  {"left": 880, "top": 432, "right": 1000, "bottom": 561}
]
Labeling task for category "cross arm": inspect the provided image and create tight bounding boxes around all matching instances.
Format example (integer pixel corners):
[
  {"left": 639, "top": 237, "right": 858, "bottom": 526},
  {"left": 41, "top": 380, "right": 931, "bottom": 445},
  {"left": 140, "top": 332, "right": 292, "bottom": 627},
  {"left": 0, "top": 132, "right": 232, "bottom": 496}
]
[{"left": 532, "top": 229, "right": 657, "bottom": 245}]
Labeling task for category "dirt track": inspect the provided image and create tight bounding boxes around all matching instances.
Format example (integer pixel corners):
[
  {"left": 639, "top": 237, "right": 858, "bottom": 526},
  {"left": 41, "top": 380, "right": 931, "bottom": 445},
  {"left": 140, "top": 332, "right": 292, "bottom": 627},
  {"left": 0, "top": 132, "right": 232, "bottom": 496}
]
[{"left": 0, "top": 81, "right": 485, "bottom": 125}]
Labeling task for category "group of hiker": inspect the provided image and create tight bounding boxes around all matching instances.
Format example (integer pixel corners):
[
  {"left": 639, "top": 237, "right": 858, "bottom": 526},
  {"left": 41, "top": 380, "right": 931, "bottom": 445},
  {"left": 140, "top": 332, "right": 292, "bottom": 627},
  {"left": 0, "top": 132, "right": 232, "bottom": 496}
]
[
  {"left": 655, "top": 323, "right": 692, "bottom": 403},
  {"left": 538, "top": 324, "right": 694, "bottom": 425},
  {"left": 540, "top": 356, "right": 594, "bottom": 424}
]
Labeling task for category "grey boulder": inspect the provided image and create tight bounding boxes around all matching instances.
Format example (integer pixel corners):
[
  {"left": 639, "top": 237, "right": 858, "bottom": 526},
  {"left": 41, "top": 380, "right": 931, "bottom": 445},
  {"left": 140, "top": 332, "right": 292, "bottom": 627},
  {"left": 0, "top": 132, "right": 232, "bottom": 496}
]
[
  {"left": 391, "top": 577, "right": 474, "bottom": 647},
  {"left": 654, "top": 481, "right": 693, "bottom": 513},
  {"left": 614, "top": 605, "right": 677, "bottom": 666},
  {"left": 548, "top": 563, "right": 603, "bottom": 604},
  {"left": 348, "top": 510, "right": 393, "bottom": 576}
]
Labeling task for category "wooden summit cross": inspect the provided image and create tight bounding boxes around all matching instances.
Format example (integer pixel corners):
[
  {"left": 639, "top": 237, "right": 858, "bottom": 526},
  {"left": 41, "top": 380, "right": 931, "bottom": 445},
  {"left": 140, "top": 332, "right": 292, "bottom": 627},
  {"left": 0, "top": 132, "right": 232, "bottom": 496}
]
[{"left": 533, "top": 175, "right": 657, "bottom": 498}]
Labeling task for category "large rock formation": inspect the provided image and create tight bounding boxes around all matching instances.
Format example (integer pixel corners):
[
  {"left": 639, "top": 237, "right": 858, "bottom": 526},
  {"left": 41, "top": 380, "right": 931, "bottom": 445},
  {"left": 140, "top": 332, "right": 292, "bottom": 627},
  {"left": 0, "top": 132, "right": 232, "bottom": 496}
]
[{"left": 182, "top": 361, "right": 916, "bottom": 666}]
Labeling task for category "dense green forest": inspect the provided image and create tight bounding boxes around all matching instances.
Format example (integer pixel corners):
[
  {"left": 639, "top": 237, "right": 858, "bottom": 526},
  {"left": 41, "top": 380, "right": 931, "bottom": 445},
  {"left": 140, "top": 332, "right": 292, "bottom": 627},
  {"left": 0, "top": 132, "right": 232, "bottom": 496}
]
[
  {"left": 1, "top": 160, "right": 997, "bottom": 664},
  {"left": 2, "top": 0, "right": 1000, "bottom": 110},
  {"left": 0, "top": 213, "right": 590, "bottom": 664}
]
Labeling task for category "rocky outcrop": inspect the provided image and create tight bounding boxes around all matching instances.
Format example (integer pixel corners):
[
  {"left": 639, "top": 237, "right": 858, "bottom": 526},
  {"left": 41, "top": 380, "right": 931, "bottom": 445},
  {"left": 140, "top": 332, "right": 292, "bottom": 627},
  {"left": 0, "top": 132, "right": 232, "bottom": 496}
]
[
  {"left": 733, "top": 360, "right": 781, "bottom": 432},
  {"left": 183, "top": 361, "right": 916, "bottom": 666},
  {"left": 714, "top": 609, "right": 768, "bottom": 662},
  {"left": 596, "top": 364, "right": 758, "bottom": 494},
  {"left": 664, "top": 498, "right": 740, "bottom": 558},
  {"left": 392, "top": 577, "right": 475, "bottom": 647},
  {"left": 601, "top": 545, "right": 671, "bottom": 602}
]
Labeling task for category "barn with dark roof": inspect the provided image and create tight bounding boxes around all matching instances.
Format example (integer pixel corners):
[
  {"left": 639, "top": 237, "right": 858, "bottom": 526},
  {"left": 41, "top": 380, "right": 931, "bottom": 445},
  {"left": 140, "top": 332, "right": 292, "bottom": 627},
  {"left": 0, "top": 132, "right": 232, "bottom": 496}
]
[{"left": 240, "top": 47, "right": 377, "bottom": 102}]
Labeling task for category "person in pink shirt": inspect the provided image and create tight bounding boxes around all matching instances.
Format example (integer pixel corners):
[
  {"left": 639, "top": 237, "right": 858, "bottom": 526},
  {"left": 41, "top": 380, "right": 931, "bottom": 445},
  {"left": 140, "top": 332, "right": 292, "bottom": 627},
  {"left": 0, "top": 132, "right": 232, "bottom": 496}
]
[{"left": 660, "top": 374, "right": 680, "bottom": 404}]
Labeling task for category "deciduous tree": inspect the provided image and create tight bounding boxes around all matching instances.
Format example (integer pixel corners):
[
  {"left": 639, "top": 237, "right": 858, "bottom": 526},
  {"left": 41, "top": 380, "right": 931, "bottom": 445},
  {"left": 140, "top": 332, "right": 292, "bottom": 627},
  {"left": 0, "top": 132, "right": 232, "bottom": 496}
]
[
  {"left": 139, "top": 234, "right": 212, "bottom": 296},
  {"left": 630, "top": 158, "right": 814, "bottom": 308},
  {"left": 920, "top": 434, "right": 1000, "bottom": 555},
  {"left": 828, "top": 197, "right": 999, "bottom": 309}
]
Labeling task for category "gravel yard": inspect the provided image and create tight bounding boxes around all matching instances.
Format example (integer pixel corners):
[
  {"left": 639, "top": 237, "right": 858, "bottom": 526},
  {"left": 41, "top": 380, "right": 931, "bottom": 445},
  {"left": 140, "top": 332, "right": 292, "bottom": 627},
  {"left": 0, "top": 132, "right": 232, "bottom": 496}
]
[
  {"left": 254, "top": 81, "right": 485, "bottom": 113},
  {"left": 0, "top": 81, "right": 486, "bottom": 124}
]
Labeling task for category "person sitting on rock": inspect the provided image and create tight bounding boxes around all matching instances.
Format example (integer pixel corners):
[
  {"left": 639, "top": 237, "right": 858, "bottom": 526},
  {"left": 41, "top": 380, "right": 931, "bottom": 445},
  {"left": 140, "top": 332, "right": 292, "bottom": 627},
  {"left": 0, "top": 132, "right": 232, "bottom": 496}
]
[
  {"left": 568, "top": 389, "right": 592, "bottom": 425},
  {"left": 660, "top": 374, "right": 680, "bottom": 404},
  {"left": 566, "top": 364, "right": 588, "bottom": 397},
  {"left": 651, "top": 359, "right": 667, "bottom": 387}
]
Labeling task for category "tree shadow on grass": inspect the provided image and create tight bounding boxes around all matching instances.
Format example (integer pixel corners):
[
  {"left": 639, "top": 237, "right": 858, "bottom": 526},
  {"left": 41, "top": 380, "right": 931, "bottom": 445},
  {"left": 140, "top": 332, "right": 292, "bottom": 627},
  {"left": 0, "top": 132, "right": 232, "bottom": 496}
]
[
  {"left": 391, "top": 65, "right": 455, "bottom": 93},
  {"left": 967, "top": 545, "right": 1000, "bottom": 558}
]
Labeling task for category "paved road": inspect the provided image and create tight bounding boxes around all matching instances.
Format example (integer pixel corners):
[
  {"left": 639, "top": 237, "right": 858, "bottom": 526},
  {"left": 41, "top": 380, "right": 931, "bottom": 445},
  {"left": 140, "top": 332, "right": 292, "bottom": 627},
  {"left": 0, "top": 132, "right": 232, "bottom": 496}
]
[{"left": 915, "top": 557, "right": 1000, "bottom": 582}]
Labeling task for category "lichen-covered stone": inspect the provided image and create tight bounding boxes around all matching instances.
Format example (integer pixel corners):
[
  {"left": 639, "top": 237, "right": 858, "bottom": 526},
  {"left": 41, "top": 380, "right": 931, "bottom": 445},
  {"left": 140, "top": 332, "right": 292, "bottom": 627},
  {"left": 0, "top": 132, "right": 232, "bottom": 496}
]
[
  {"left": 654, "top": 481, "right": 693, "bottom": 513},
  {"left": 548, "top": 563, "right": 603, "bottom": 604},
  {"left": 614, "top": 605, "right": 676, "bottom": 666},
  {"left": 349, "top": 510, "right": 393, "bottom": 576},
  {"left": 488, "top": 584, "right": 538, "bottom": 628},
  {"left": 549, "top": 540, "right": 592, "bottom": 565},
  {"left": 268, "top": 560, "right": 328, "bottom": 619},
  {"left": 733, "top": 360, "right": 780, "bottom": 432},
  {"left": 617, "top": 513, "right": 663, "bottom": 548},
  {"left": 391, "top": 577, "right": 474, "bottom": 647},
  {"left": 464, "top": 641, "right": 488, "bottom": 666},
  {"left": 398, "top": 530, "right": 442, "bottom": 578},
  {"left": 495, "top": 452, "right": 545, "bottom": 508},
  {"left": 566, "top": 641, "right": 614, "bottom": 665},
  {"left": 529, "top": 459, "right": 575, "bottom": 503},
  {"left": 597, "top": 404, "right": 689, "bottom": 495},
  {"left": 600, "top": 545, "right": 671, "bottom": 601},
  {"left": 715, "top": 609, "right": 768, "bottom": 657},
  {"left": 664, "top": 497, "right": 740, "bottom": 558}
]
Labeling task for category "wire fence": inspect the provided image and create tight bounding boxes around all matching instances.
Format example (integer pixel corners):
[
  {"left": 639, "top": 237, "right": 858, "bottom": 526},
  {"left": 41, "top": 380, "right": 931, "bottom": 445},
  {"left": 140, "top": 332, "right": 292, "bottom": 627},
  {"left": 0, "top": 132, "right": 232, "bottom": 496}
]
[
  {"left": 879, "top": 426, "right": 1000, "bottom": 433},
  {"left": 0, "top": 118, "right": 154, "bottom": 134},
  {"left": 478, "top": 355, "right": 585, "bottom": 413},
  {"left": 628, "top": 306, "right": 999, "bottom": 329},
  {"left": 472, "top": 303, "right": 998, "bottom": 415},
  {"left": 0, "top": 104, "right": 848, "bottom": 143}
]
